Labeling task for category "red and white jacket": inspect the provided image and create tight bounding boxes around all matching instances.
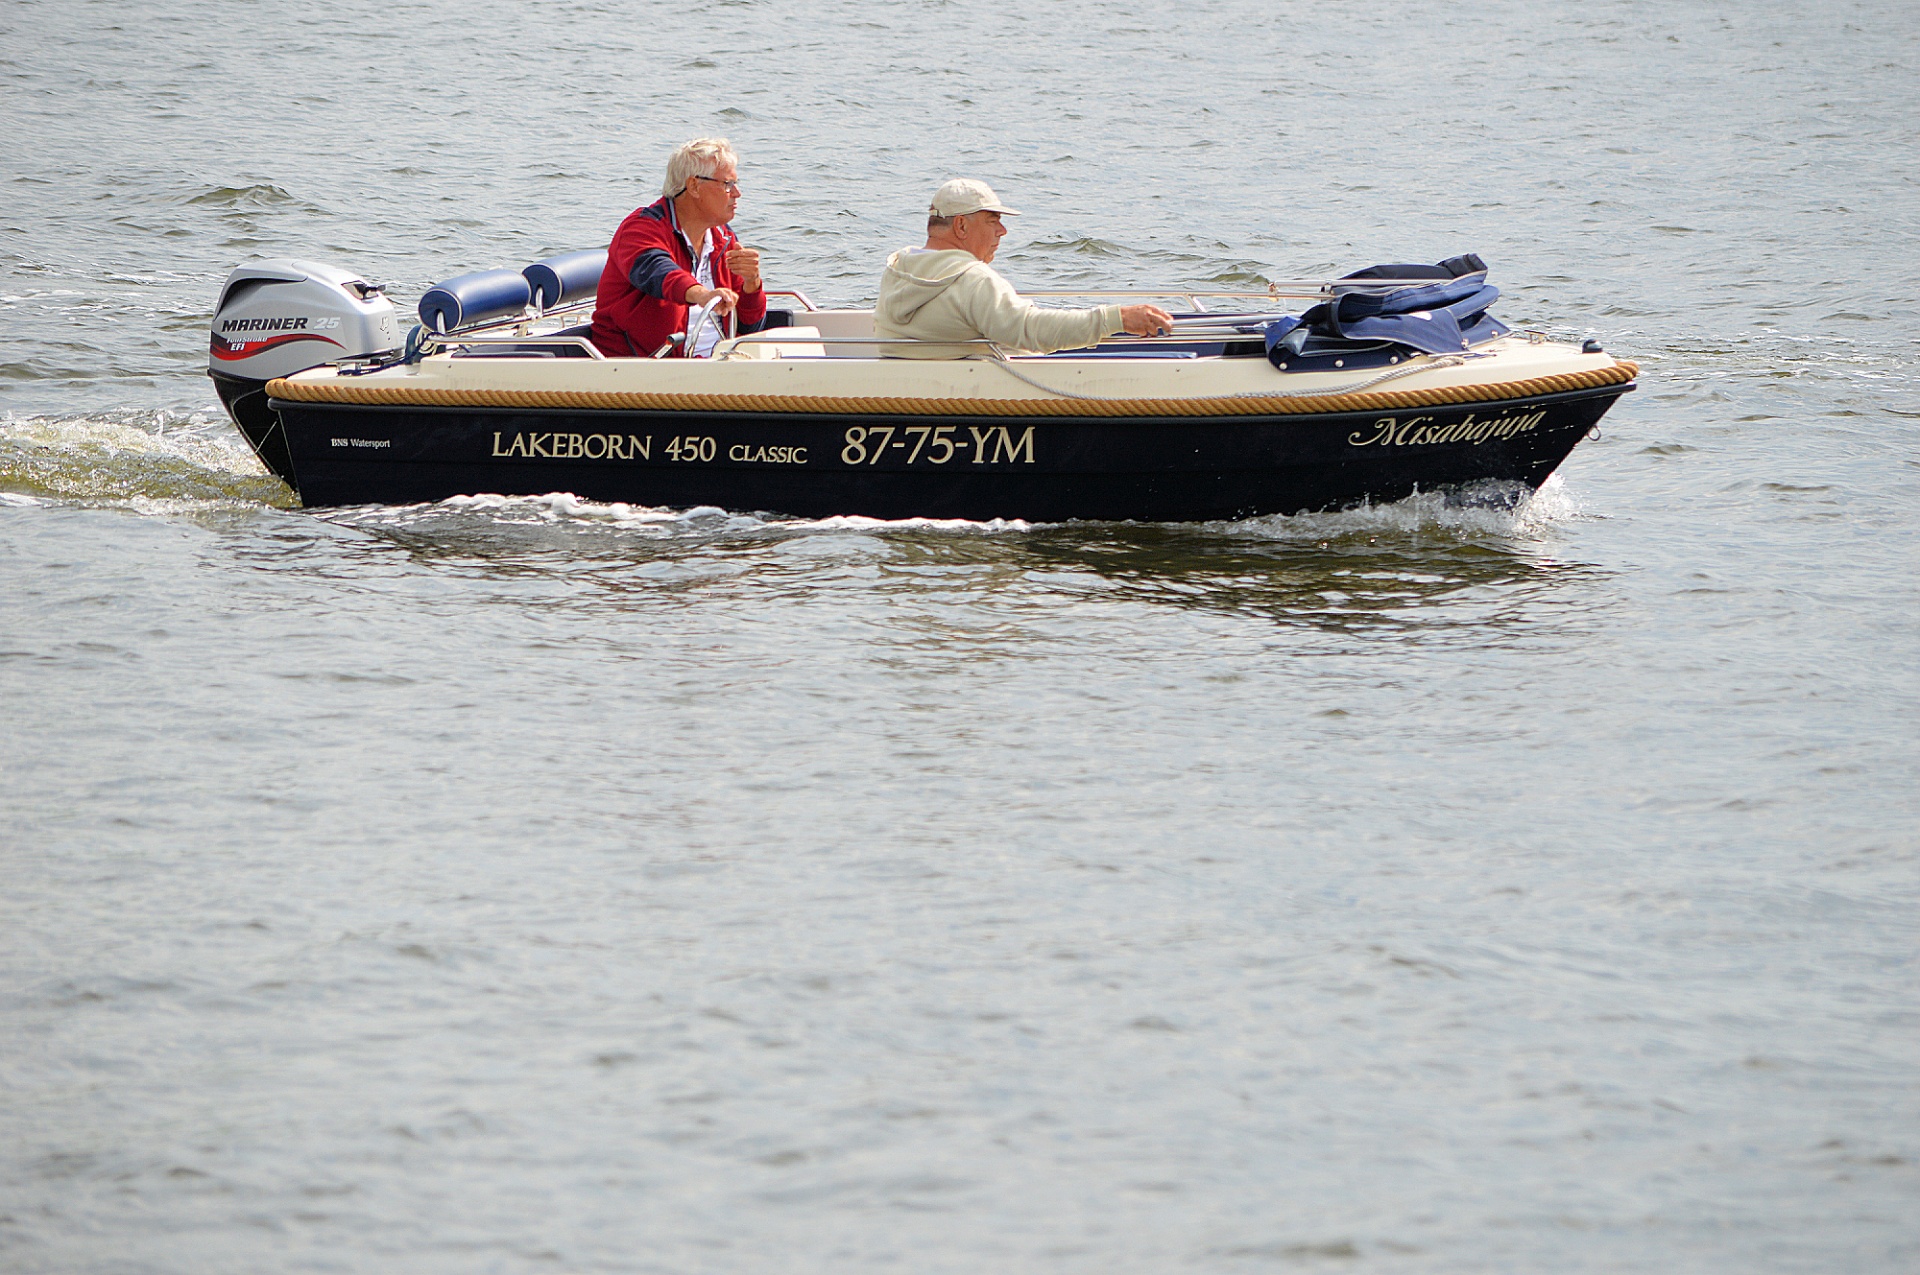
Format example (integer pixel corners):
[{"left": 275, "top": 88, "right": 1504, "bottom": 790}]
[{"left": 589, "top": 196, "right": 767, "bottom": 358}]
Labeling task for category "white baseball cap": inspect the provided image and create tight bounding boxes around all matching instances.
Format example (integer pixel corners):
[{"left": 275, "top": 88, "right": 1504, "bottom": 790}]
[{"left": 929, "top": 178, "right": 1021, "bottom": 218}]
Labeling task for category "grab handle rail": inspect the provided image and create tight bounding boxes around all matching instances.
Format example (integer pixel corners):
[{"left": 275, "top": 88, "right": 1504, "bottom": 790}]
[
  {"left": 419, "top": 331, "right": 605, "bottom": 359},
  {"left": 764, "top": 288, "right": 819, "bottom": 312},
  {"left": 716, "top": 334, "right": 1008, "bottom": 358},
  {"left": 1020, "top": 282, "right": 1463, "bottom": 311}
]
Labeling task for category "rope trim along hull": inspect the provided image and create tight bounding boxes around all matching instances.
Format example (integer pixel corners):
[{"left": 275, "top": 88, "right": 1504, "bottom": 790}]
[{"left": 269, "top": 361, "right": 1638, "bottom": 419}]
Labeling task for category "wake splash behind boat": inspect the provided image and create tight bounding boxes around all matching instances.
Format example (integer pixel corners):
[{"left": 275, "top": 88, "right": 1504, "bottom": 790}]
[{"left": 207, "top": 252, "right": 1636, "bottom": 522}]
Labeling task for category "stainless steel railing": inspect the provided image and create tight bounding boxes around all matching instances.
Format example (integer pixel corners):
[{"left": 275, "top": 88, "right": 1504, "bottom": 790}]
[
  {"left": 411, "top": 282, "right": 1413, "bottom": 361},
  {"left": 1018, "top": 281, "right": 1456, "bottom": 311}
]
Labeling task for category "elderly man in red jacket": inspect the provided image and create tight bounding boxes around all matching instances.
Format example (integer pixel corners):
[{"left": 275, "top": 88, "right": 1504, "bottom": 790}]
[{"left": 590, "top": 138, "right": 767, "bottom": 358}]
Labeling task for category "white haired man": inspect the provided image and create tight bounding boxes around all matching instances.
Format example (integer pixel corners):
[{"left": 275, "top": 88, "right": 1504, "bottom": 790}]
[
  {"left": 873, "top": 179, "right": 1173, "bottom": 358},
  {"left": 590, "top": 137, "right": 767, "bottom": 357}
]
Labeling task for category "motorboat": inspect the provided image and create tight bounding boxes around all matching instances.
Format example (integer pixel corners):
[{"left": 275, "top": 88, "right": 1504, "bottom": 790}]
[{"left": 207, "top": 250, "right": 1636, "bottom": 521}]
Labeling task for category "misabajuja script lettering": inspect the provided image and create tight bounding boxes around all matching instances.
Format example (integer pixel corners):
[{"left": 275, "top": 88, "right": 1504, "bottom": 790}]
[{"left": 1347, "top": 409, "right": 1546, "bottom": 448}]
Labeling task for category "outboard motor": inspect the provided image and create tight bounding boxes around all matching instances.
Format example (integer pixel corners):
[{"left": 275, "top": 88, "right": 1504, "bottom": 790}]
[{"left": 209, "top": 259, "right": 400, "bottom": 486}]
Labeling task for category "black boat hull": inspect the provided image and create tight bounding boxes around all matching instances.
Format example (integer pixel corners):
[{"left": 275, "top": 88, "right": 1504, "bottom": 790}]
[{"left": 265, "top": 381, "right": 1631, "bottom": 521}]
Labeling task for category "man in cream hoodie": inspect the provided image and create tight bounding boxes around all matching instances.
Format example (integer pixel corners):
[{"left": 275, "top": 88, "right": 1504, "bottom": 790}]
[{"left": 874, "top": 179, "right": 1174, "bottom": 358}]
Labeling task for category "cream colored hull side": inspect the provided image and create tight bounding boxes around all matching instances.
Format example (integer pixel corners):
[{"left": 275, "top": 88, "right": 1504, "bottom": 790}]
[{"left": 285, "top": 331, "right": 1621, "bottom": 406}]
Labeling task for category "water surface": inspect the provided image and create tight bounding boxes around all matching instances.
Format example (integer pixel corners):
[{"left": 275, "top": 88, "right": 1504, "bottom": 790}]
[{"left": 3, "top": 2, "right": 1918, "bottom": 1271}]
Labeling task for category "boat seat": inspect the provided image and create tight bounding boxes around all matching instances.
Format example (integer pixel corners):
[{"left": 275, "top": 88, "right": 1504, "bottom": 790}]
[
  {"left": 545, "top": 322, "right": 596, "bottom": 356},
  {"left": 449, "top": 322, "right": 599, "bottom": 359},
  {"left": 716, "top": 326, "right": 825, "bottom": 360}
]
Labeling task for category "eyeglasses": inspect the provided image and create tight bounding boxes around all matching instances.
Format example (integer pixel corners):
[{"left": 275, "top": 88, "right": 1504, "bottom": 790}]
[{"left": 691, "top": 175, "right": 740, "bottom": 194}]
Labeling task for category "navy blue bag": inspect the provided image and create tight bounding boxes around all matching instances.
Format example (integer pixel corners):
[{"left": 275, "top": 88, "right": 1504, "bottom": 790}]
[{"left": 1264, "top": 255, "right": 1509, "bottom": 365}]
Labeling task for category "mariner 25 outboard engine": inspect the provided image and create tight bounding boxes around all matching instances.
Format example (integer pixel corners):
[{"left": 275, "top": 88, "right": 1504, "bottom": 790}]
[{"left": 209, "top": 259, "right": 400, "bottom": 486}]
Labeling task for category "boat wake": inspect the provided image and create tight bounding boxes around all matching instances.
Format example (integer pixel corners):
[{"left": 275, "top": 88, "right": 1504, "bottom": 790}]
[
  {"left": 0, "top": 409, "right": 295, "bottom": 510},
  {"left": 315, "top": 478, "right": 1577, "bottom": 546},
  {"left": 1222, "top": 475, "right": 1582, "bottom": 544},
  {"left": 320, "top": 491, "right": 1038, "bottom": 539}
]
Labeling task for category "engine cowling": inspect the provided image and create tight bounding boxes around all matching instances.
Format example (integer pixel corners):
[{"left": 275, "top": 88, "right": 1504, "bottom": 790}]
[
  {"left": 211, "top": 259, "right": 399, "bottom": 379},
  {"left": 208, "top": 259, "right": 400, "bottom": 488}
]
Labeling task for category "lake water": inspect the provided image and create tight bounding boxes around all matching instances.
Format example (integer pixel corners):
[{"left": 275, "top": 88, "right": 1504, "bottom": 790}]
[{"left": 3, "top": 1, "right": 1918, "bottom": 1271}]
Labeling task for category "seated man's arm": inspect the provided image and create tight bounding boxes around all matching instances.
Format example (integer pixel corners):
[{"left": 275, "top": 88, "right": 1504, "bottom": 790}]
[
  {"left": 631, "top": 242, "right": 747, "bottom": 325},
  {"left": 630, "top": 248, "right": 696, "bottom": 304},
  {"left": 960, "top": 265, "right": 1123, "bottom": 354}
]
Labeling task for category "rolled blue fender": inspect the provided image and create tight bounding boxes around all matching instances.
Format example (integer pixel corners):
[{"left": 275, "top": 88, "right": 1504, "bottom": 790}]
[
  {"left": 417, "top": 268, "right": 532, "bottom": 333},
  {"left": 522, "top": 249, "right": 607, "bottom": 311}
]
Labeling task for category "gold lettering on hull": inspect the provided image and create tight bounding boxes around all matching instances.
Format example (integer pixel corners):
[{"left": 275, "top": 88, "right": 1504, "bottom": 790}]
[
  {"left": 492, "top": 432, "right": 653, "bottom": 460},
  {"left": 484, "top": 425, "right": 1039, "bottom": 468},
  {"left": 961, "top": 425, "right": 1034, "bottom": 464},
  {"left": 727, "top": 444, "right": 809, "bottom": 465},
  {"left": 990, "top": 426, "right": 1034, "bottom": 464},
  {"left": 966, "top": 425, "right": 994, "bottom": 462},
  {"left": 1346, "top": 409, "right": 1548, "bottom": 448},
  {"left": 840, "top": 424, "right": 1035, "bottom": 466}
]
